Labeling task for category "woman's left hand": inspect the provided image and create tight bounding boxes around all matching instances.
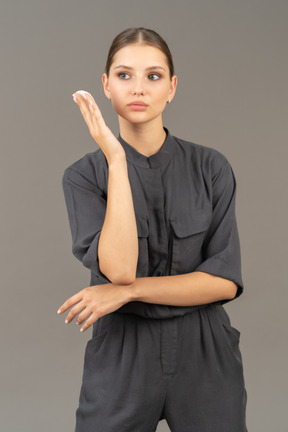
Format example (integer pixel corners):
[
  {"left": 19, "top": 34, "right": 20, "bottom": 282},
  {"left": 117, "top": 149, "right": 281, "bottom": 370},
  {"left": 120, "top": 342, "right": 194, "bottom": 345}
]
[{"left": 57, "top": 284, "right": 132, "bottom": 333}]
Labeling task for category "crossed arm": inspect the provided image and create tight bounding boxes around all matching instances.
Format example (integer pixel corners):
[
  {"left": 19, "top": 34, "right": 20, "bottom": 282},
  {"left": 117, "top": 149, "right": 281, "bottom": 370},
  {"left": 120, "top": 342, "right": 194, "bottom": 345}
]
[{"left": 57, "top": 271, "right": 237, "bottom": 334}]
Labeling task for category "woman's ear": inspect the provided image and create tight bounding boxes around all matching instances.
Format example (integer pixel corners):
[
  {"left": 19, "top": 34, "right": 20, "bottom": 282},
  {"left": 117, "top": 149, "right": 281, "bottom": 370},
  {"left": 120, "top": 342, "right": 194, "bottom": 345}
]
[
  {"left": 102, "top": 73, "right": 111, "bottom": 100},
  {"left": 168, "top": 75, "right": 177, "bottom": 103}
]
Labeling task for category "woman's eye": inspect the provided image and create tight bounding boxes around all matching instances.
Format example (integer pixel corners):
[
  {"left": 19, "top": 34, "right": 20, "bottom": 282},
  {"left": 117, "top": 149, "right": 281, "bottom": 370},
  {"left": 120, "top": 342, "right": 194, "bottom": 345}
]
[
  {"left": 148, "top": 73, "right": 161, "bottom": 80},
  {"left": 118, "top": 72, "right": 130, "bottom": 79},
  {"left": 117, "top": 72, "right": 161, "bottom": 80}
]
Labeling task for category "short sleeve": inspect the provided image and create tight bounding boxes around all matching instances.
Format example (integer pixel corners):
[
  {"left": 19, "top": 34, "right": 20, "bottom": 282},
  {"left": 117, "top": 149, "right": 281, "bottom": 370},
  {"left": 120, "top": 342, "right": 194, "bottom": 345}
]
[
  {"left": 194, "top": 161, "right": 244, "bottom": 304},
  {"left": 62, "top": 166, "right": 110, "bottom": 282}
]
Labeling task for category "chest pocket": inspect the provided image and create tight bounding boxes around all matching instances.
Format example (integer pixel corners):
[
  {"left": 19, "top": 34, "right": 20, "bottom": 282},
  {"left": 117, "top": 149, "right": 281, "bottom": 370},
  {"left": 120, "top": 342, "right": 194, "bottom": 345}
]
[
  {"left": 169, "top": 206, "right": 212, "bottom": 274},
  {"left": 135, "top": 216, "right": 149, "bottom": 277}
]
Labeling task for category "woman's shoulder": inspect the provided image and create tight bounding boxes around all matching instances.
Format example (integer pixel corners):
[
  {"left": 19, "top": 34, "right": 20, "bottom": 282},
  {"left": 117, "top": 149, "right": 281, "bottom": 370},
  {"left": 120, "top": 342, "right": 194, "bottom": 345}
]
[
  {"left": 172, "top": 133, "right": 231, "bottom": 175},
  {"left": 62, "top": 148, "right": 107, "bottom": 190}
]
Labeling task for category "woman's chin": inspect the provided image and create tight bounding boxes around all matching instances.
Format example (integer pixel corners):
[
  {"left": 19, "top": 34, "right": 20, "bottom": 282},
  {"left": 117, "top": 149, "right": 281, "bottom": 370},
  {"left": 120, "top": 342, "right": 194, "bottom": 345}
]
[{"left": 117, "top": 110, "right": 164, "bottom": 126}]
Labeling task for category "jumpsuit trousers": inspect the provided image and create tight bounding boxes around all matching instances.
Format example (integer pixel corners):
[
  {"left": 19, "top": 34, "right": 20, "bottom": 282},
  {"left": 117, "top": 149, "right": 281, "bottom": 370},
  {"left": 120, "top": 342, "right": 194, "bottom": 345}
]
[{"left": 74, "top": 303, "right": 248, "bottom": 432}]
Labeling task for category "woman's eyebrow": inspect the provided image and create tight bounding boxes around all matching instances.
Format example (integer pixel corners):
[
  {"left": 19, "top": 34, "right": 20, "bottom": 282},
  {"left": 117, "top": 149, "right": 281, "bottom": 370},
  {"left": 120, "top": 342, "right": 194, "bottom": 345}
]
[{"left": 113, "top": 65, "right": 166, "bottom": 71}]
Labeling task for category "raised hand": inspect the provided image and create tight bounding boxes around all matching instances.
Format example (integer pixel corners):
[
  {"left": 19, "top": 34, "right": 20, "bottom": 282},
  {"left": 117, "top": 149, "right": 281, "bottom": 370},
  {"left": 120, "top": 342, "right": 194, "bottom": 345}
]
[{"left": 72, "top": 90, "right": 126, "bottom": 165}]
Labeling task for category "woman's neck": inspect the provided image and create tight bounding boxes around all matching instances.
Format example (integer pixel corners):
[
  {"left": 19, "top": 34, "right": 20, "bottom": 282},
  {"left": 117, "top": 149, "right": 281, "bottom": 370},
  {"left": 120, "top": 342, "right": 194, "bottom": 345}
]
[{"left": 118, "top": 117, "right": 167, "bottom": 157}]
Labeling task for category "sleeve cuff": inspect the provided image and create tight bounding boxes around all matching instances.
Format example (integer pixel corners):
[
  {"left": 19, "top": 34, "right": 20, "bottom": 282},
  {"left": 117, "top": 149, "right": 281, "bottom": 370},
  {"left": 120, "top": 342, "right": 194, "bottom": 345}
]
[
  {"left": 80, "top": 231, "right": 111, "bottom": 282},
  {"left": 194, "top": 259, "right": 244, "bottom": 304}
]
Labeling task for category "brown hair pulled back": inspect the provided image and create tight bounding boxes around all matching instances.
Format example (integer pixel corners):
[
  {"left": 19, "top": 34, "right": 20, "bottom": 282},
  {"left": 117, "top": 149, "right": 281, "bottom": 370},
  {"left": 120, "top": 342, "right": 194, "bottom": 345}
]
[{"left": 105, "top": 27, "right": 175, "bottom": 79}]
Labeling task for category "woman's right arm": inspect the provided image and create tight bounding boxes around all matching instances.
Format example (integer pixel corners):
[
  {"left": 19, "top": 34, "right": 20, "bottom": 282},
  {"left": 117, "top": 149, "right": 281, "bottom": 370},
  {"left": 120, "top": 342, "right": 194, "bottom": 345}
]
[
  {"left": 99, "top": 157, "right": 138, "bottom": 285},
  {"left": 72, "top": 91, "right": 138, "bottom": 285}
]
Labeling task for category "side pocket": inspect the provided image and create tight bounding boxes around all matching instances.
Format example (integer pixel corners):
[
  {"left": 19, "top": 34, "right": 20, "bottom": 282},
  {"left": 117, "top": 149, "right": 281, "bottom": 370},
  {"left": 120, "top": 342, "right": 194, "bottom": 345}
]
[
  {"left": 214, "top": 305, "right": 243, "bottom": 364},
  {"left": 216, "top": 305, "right": 241, "bottom": 339},
  {"left": 85, "top": 312, "right": 117, "bottom": 361}
]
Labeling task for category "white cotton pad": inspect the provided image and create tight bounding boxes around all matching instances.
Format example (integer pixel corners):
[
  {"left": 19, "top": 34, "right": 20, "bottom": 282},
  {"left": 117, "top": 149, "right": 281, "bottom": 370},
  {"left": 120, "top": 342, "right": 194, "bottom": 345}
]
[{"left": 76, "top": 90, "right": 92, "bottom": 99}]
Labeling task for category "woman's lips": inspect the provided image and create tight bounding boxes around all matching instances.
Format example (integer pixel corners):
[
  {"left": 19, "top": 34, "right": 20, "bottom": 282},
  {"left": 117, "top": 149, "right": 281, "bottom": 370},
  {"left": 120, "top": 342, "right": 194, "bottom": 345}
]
[{"left": 127, "top": 102, "right": 148, "bottom": 111}]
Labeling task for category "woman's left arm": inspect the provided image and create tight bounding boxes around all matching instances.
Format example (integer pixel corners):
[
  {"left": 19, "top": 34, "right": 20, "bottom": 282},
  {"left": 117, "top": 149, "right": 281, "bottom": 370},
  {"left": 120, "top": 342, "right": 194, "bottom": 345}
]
[
  {"left": 58, "top": 272, "right": 236, "bottom": 333},
  {"left": 126, "top": 272, "right": 237, "bottom": 306}
]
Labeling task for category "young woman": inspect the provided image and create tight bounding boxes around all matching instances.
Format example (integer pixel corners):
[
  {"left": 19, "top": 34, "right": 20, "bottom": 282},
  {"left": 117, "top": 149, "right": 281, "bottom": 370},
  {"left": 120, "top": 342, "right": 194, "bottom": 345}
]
[{"left": 58, "top": 27, "right": 248, "bottom": 432}]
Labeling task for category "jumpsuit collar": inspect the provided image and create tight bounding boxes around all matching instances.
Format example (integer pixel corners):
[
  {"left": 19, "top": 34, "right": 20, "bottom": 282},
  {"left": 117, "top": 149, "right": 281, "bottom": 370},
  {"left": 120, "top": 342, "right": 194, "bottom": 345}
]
[{"left": 117, "top": 127, "right": 174, "bottom": 169}]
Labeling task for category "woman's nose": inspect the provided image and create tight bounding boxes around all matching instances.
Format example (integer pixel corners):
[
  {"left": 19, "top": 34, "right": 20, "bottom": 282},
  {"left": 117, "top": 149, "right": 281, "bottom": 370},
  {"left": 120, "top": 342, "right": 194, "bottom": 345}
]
[
  {"left": 131, "top": 87, "right": 144, "bottom": 96},
  {"left": 131, "top": 78, "right": 145, "bottom": 95},
  {"left": 132, "top": 89, "right": 144, "bottom": 95}
]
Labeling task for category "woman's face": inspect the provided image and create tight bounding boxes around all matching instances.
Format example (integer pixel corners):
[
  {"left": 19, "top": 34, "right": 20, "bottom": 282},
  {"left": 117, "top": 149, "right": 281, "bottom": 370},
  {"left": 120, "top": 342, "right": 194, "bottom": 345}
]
[{"left": 102, "top": 43, "right": 177, "bottom": 125}]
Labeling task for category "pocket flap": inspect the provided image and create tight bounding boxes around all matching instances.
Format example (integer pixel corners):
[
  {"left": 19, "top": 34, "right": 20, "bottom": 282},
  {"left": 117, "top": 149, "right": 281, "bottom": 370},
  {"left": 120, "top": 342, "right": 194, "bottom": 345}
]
[
  {"left": 170, "top": 208, "right": 211, "bottom": 238},
  {"left": 136, "top": 217, "right": 149, "bottom": 238}
]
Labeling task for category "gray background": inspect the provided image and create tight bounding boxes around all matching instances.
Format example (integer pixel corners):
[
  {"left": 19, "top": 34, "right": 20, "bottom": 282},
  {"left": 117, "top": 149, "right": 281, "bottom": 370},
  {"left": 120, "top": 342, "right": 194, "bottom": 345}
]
[{"left": 1, "top": 0, "right": 287, "bottom": 431}]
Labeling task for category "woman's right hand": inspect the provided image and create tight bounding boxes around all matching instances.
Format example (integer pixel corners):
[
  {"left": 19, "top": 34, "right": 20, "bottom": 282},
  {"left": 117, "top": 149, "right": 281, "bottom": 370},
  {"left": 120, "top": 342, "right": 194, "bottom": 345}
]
[{"left": 72, "top": 90, "right": 126, "bottom": 165}]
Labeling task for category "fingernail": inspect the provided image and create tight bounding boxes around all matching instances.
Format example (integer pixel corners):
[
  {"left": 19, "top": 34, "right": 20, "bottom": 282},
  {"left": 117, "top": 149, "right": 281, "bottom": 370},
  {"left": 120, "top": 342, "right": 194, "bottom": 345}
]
[
  {"left": 57, "top": 309, "right": 61, "bottom": 314},
  {"left": 80, "top": 328, "right": 84, "bottom": 332},
  {"left": 72, "top": 94, "right": 77, "bottom": 103},
  {"left": 65, "top": 319, "right": 69, "bottom": 324}
]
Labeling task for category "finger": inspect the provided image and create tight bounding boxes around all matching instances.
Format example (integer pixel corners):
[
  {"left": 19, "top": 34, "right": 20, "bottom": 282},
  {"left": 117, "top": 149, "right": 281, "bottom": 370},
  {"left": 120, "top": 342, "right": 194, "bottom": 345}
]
[
  {"left": 90, "top": 103, "right": 108, "bottom": 131},
  {"left": 75, "top": 90, "right": 96, "bottom": 111},
  {"left": 73, "top": 91, "right": 87, "bottom": 106},
  {"left": 76, "top": 91, "right": 107, "bottom": 128},
  {"left": 57, "top": 291, "right": 84, "bottom": 314},
  {"left": 78, "top": 90, "right": 95, "bottom": 109},
  {"left": 80, "top": 313, "right": 97, "bottom": 333},
  {"left": 76, "top": 90, "right": 89, "bottom": 100},
  {"left": 76, "top": 93, "right": 93, "bottom": 118},
  {"left": 76, "top": 307, "right": 92, "bottom": 325},
  {"left": 74, "top": 92, "right": 97, "bottom": 133},
  {"left": 65, "top": 302, "right": 87, "bottom": 324},
  {"left": 84, "top": 95, "right": 104, "bottom": 125},
  {"left": 74, "top": 90, "right": 108, "bottom": 137}
]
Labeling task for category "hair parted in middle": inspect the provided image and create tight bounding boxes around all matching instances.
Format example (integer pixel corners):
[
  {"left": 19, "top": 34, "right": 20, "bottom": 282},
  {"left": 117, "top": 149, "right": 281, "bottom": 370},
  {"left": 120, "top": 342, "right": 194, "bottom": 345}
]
[{"left": 104, "top": 27, "right": 175, "bottom": 80}]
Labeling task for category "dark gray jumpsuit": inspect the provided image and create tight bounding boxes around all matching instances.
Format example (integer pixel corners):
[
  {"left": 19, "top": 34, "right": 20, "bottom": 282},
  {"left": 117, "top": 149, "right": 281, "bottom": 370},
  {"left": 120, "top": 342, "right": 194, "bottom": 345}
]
[{"left": 62, "top": 127, "right": 248, "bottom": 432}]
